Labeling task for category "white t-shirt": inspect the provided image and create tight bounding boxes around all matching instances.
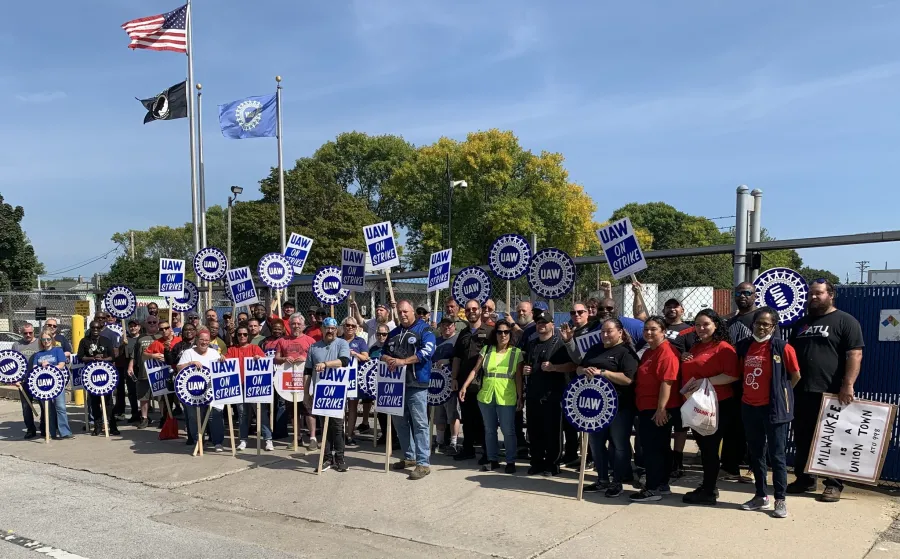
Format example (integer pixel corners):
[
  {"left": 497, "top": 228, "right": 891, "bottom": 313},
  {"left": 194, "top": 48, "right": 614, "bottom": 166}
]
[
  {"left": 177, "top": 347, "right": 221, "bottom": 370},
  {"left": 365, "top": 318, "right": 395, "bottom": 346}
]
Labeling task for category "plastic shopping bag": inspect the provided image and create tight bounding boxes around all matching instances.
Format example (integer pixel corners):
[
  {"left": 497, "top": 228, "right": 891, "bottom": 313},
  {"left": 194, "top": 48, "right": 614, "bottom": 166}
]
[{"left": 680, "top": 378, "right": 719, "bottom": 437}]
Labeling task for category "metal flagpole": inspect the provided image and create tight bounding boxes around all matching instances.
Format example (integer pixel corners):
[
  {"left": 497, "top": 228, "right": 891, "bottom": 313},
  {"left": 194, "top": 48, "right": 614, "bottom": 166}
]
[
  {"left": 186, "top": 0, "right": 200, "bottom": 257},
  {"left": 196, "top": 83, "right": 208, "bottom": 313},
  {"left": 276, "top": 76, "right": 286, "bottom": 253}
]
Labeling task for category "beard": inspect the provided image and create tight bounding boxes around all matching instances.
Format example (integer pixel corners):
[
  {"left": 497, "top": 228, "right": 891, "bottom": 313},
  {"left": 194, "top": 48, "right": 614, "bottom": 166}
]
[
  {"left": 516, "top": 314, "right": 530, "bottom": 326},
  {"left": 377, "top": 315, "right": 389, "bottom": 324}
]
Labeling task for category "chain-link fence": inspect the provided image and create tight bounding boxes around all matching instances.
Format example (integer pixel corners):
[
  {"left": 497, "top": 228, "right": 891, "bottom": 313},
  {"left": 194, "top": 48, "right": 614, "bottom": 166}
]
[{"left": 0, "top": 290, "right": 98, "bottom": 341}]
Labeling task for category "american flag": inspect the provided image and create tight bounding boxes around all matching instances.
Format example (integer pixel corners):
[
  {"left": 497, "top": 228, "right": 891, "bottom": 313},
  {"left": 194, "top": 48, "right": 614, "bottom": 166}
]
[{"left": 121, "top": 4, "right": 188, "bottom": 53}]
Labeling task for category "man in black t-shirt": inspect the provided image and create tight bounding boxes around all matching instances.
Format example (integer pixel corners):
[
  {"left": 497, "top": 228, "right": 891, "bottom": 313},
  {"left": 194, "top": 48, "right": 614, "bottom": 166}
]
[
  {"left": 524, "top": 313, "right": 574, "bottom": 476},
  {"left": 130, "top": 317, "right": 161, "bottom": 429},
  {"left": 78, "top": 321, "right": 119, "bottom": 436},
  {"left": 787, "top": 280, "right": 864, "bottom": 502},
  {"left": 451, "top": 299, "right": 492, "bottom": 462}
]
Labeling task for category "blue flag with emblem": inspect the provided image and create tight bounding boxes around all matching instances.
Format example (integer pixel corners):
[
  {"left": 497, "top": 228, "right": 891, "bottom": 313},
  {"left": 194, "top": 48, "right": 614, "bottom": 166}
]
[{"left": 218, "top": 93, "right": 277, "bottom": 139}]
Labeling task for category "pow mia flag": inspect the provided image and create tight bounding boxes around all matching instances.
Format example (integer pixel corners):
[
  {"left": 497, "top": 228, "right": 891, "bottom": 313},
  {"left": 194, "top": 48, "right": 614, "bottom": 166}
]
[{"left": 137, "top": 80, "right": 188, "bottom": 124}]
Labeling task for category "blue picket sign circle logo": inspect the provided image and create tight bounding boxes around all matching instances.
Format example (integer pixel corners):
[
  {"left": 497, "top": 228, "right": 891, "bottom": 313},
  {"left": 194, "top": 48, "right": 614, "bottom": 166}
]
[
  {"left": 313, "top": 266, "right": 349, "bottom": 305},
  {"left": 194, "top": 247, "right": 228, "bottom": 282},
  {"left": 357, "top": 359, "right": 379, "bottom": 399},
  {"left": 0, "top": 350, "right": 28, "bottom": 385},
  {"left": 563, "top": 375, "right": 618, "bottom": 433},
  {"left": 427, "top": 364, "right": 452, "bottom": 406},
  {"left": 104, "top": 285, "right": 137, "bottom": 319},
  {"left": 257, "top": 252, "right": 295, "bottom": 290},
  {"left": 527, "top": 248, "right": 576, "bottom": 300},
  {"left": 27, "top": 366, "right": 66, "bottom": 401},
  {"left": 167, "top": 279, "right": 199, "bottom": 313},
  {"left": 82, "top": 362, "right": 119, "bottom": 396},
  {"left": 451, "top": 266, "right": 491, "bottom": 306},
  {"left": 753, "top": 267, "right": 809, "bottom": 326},
  {"left": 175, "top": 365, "right": 213, "bottom": 407},
  {"left": 488, "top": 234, "right": 532, "bottom": 280}
]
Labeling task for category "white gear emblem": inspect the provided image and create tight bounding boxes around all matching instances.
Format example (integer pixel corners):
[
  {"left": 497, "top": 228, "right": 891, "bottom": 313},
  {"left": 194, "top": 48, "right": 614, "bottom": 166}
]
[
  {"left": 235, "top": 100, "right": 263, "bottom": 131},
  {"left": 427, "top": 364, "right": 452, "bottom": 406},
  {"left": 193, "top": 247, "right": 228, "bottom": 282},
  {"left": 358, "top": 359, "right": 379, "bottom": 399},
  {"left": 27, "top": 366, "right": 66, "bottom": 402},
  {"left": 753, "top": 267, "right": 809, "bottom": 326},
  {"left": 563, "top": 375, "right": 618, "bottom": 433},
  {"left": 451, "top": 266, "right": 491, "bottom": 306},
  {"left": 167, "top": 279, "right": 199, "bottom": 312},
  {"left": 104, "top": 285, "right": 137, "bottom": 319},
  {"left": 0, "top": 350, "right": 28, "bottom": 384},
  {"left": 488, "top": 234, "right": 532, "bottom": 280},
  {"left": 257, "top": 252, "right": 294, "bottom": 290},
  {"left": 174, "top": 365, "right": 213, "bottom": 407},
  {"left": 527, "top": 248, "right": 576, "bottom": 300},
  {"left": 82, "top": 362, "right": 119, "bottom": 397},
  {"left": 313, "top": 266, "right": 349, "bottom": 305}
]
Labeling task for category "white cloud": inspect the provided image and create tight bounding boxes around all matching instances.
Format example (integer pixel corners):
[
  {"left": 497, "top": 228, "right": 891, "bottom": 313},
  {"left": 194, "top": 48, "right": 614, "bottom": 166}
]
[{"left": 15, "top": 91, "right": 67, "bottom": 103}]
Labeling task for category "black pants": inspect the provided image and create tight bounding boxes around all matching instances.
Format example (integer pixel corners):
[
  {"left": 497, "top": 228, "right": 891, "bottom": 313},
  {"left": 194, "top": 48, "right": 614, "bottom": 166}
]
[
  {"left": 562, "top": 418, "right": 579, "bottom": 459},
  {"left": 639, "top": 409, "right": 674, "bottom": 490},
  {"left": 720, "top": 384, "right": 746, "bottom": 474},
  {"left": 124, "top": 375, "right": 139, "bottom": 417},
  {"left": 89, "top": 394, "right": 117, "bottom": 432},
  {"left": 526, "top": 398, "right": 562, "bottom": 470},
  {"left": 112, "top": 366, "right": 127, "bottom": 415},
  {"left": 793, "top": 391, "right": 843, "bottom": 489},
  {"left": 324, "top": 415, "right": 345, "bottom": 463},
  {"left": 693, "top": 396, "right": 738, "bottom": 491},
  {"left": 460, "top": 386, "right": 484, "bottom": 453},
  {"left": 377, "top": 413, "right": 400, "bottom": 444},
  {"left": 515, "top": 409, "right": 528, "bottom": 448}
]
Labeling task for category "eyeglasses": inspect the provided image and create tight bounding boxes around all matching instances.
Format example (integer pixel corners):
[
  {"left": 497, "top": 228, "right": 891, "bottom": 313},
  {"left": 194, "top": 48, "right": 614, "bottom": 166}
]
[
  {"left": 569, "top": 310, "right": 586, "bottom": 316},
  {"left": 481, "top": 306, "right": 494, "bottom": 311},
  {"left": 755, "top": 322, "right": 776, "bottom": 329},
  {"left": 735, "top": 290, "right": 753, "bottom": 297},
  {"left": 237, "top": 332, "right": 249, "bottom": 337},
  {"left": 465, "top": 308, "right": 479, "bottom": 313},
  {"left": 496, "top": 330, "right": 511, "bottom": 336},
  {"left": 46, "top": 324, "right": 58, "bottom": 328},
  {"left": 40, "top": 337, "right": 52, "bottom": 342}
]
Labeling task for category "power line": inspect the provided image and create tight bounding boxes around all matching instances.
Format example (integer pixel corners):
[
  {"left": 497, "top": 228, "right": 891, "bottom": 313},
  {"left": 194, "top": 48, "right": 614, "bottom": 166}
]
[{"left": 42, "top": 247, "right": 121, "bottom": 277}]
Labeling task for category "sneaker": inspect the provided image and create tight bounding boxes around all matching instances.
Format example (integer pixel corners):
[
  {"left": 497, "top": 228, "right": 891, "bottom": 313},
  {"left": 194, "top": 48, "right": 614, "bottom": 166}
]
[
  {"left": 444, "top": 444, "right": 459, "bottom": 456},
  {"left": 605, "top": 483, "right": 624, "bottom": 498},
  {"left": 629, "top": 488, "right": 662, "bottom": 502},
  {"left": 527, "top": 466, "right": 544, "bottom": 476},
  {"left": 237, "top": 440, "right": 247, "bottom": 451},
  {"left": 453, "top": 449, "right": 476, "bottom": 461},
  {"left": 565, "top": 457, "right": 582, "bottom": 469},
  {"left": 670, "top": 468, "right": 685, "bottom": 480},
  {"left": 114, "top": 414, "right": 126, "bottom": 421},
  {"left": 265, "top": 440, "right": 275, "bottom": 452},
  {"left": 23, "top": 431, "right": 37, "bottom": 440},
  {"left": 481, "top": 461, "right": 500, "bottom": 472},
  {"left": 393, "top": 459, "right": 415, "bottom": 470},
  {"left": 319, "top": 460, "right": 333, "bottom": 473},
  {"left": 408, "top": 465, "right": 431, "bottom": 480},
  {"left": 215, "top": 444, "right": 224, "bottom": 453},
  {"left": 786, "top": 478, "right": 817, "bottom": 494},
  {"left": 819, "top": 486, "right": 842, "bottom": 503},
  {"left": 583, "top": 481, "right": 607, "bottom": 492},
  {"left": 334, "top": 461, "right": 349, "bottom": 473},
  {"left": 307, "top": 438, "right": 318, "bottom": 451},
  {"left": 657, "top": 484, "right": 672, "bottom": 496},
  {"left": 740, "top": 496, "right": 771, "bottom": 511},
  {"left": 721, "top": 471, "right": 753, "bottom": 483},
  {"left": 504, "top": 463, "right": 516, "bottom": 474},
  {"left": 109, "top": 429, "right": 121, "bottom": 436},
  {"left": 357, "top": 423, "right": 370, "bottom": 433},
  {"left": 682, "top": 488, "right": 717, "bottom": 506},
  {"left": 585, "top": 460, "right": 595, "bottom": 471},
  {"left": 477, "top": 455, "right": 490, "bottom": 466},
  {"left": 138, "top": 418, "right": 149, "bottom": 429},
  {"left": 345, "top": 437, "right": 359, "bottom": 448},
  {"left": 772, "top": 499, "right": 788, "bottom": 518}
]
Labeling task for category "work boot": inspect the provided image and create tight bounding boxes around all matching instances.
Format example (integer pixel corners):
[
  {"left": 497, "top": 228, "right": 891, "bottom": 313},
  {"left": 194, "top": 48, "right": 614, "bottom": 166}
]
[
  {"left": 393, "top": 459, "right": 415, "bottom": 470},
  {"left": 408, "top": 465, "right": 431, "bottom": 480},
  {"left": 818, "top": 486, "right": 842, "bottom": 503}
]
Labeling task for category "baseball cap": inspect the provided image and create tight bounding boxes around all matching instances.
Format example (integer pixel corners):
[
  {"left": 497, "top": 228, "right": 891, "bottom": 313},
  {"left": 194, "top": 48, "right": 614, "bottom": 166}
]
[
  {"left": 663, "top": 298, "right": 682, "bottom": 307},
  {"left": 416, "top": 306, "right": 429, "bottom": 316},
  {"left": 533, "top": 301, "right": 549, "bottom": 311},
  {"left": 223, "top": 312, "right": 232, "bottom": 319},
  {"left": 535, "top": 313, "right": 553, "bottom": 324},
  {"left": 322, "top": 317, "right": 338, "bottom": 328},
  {"left": 127, "top": 319, "right": 140, "bottom": 326},
  {"left": 376, "top": 303, "right": 388, "bottom": 310},
  {"left": 315, "top": 308, "right": 327, "bottom": 316},
  {"left": 439, "top": 316, "right": 455, "bottom": 326},
  {"left": 308, "top": 305, "right": 318, "bottom": 312},
  {"left": 187, "top": 312, "right": 200, "bottom": 319}
]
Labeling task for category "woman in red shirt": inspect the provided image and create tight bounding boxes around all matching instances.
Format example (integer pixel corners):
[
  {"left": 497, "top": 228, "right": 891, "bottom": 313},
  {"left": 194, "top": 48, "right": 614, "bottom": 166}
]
[
  {"left": 738, "top": 307, "right": 800, "bottom": 519},
  {"left": 630, "top": 316, "right": 681, "bottom": 503},
  {"left": 225, "top": 325, "right": 269, "bottom": 451},
  {"left": 680, "top": 308, "right": 739, "bottom": 505}
]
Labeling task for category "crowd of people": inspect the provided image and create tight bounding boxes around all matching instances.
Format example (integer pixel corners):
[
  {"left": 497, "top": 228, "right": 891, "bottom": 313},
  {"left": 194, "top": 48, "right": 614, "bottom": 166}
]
[{"left": 10, "top": 278, "right": 865, "bottom": 518}]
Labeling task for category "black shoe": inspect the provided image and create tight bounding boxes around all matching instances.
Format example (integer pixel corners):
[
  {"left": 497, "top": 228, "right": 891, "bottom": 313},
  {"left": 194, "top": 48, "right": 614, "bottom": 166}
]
[
  {"left": 345, "top": 437, "right": 359, "bottom": 448},
  {"left": 23, "top": 431, "right": 36, "bottom": 440},
  {"left": 604, "top": 483, "right": 624, "bottom": 498},
  {"left": 357, "top": 423, "right": 370, "bottom": 433},
  {"left": 376, "top": 435, "right": 386, "bottom": 445},
  {"left": 128, "top": 416, "right": 141, "bottom": 424},
  {"left": 185, "top": 438, "right": 196, "bottom": 446},
  {"left": 583, "top": 481, "right": 607, "bottom": 492},
  {"left": 545, "top": 465, "right": 561, "bottom": 477},
  {"left": 138, "top": 418, "right": 149, "bottom": 429},
  {"left": 527, "top": 466, "right": 543, "bottom": 476},
  {"left": 682, "top": 488, "right": 717, "bottom": 506},
  {"left": 334, "top": 462, "right": 349, "bottom": 473},
  {"left": 564, "top": 457, "right": 582, "bottom": 469},
  {"left": 504, "top": 463, "right": 516, "bottom": 474},
  {"left": 477, "top": 455, "right": 490, "bottom": 466},
  {"left": 453, "top": 449, "right": 477, "bottom": 461},
  {"left": 110, "top": 429, "right": 121, "bottom": 436},
  {"left": 481, "top": 460, "right": 500, "bottom": 472},
  {"left": 91, "top": 428, "right": 99, "bottom": 437},
  {"left": 786, "top": 479, "right": 817, "bottom": 494}
]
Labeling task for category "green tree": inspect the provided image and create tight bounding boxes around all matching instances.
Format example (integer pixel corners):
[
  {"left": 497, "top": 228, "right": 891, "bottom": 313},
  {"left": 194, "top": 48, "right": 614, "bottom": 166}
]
[
  {"left": 381, "top": 130, "right": 599, "bottom": 270},
  {"left": 103, "top": 255, "right": 159, "bottom": 290},
  {"left": 0, "top": 194, "right": 44, "bottom": 290},
  {"left": 798, "top": 266, "right": 840, "bottom": 286}
]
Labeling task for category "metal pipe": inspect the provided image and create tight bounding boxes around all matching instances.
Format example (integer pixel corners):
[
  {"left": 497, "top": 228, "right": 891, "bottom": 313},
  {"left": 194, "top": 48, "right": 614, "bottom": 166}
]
[
  {"left": 749, "top": 188, "right": 762, "bottom": 281},
  {"left": 734, "top": 185, "right": 750, "bottom": 289}
]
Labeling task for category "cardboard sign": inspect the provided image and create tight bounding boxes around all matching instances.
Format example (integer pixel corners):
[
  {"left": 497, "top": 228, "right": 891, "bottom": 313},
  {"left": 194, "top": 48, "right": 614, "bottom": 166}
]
[
  {"left": 104, "top": 285, "right": 137, "bottom": 320},
  {"left": 27, "top": 366, "right": 66, "bottom": 401},
  {"left": 346, "top": 358, "right": 359, "bottom": 399},
  {"left": 427, "top": 249, "right": 452, "bottom": 292},
  {"left": 167, "top": 279, "right": 198, "bottom": 312},
  {"left": 341, "top": 248, "right": 366, "bottom": 293},
  {"left": 275, "top": 363, "right": 305, "bottom": 401},
  {"left": 312, "top": 266, "right": 349, "bottom": 306},
  {"left": 451, "top": 266, "right": 491, "bottom": 306},
  {"left": 174, "top": 365, "right": 212, "bottom": 407},
  {"left": 0, "top": 350, "right": 28, "bottom": 385},
  {"left": 226, "top": 267, "right": 260, "bottom": 306},
  {"left": 146, "top": 359, "right": 173, "bottom": 397},
  {"left": 211, "top": 359, "right": 243, "bottom": 406},
  {"left": 312, "top": 367, "right": 348, "bottom": 419},
  {"left": 82, "top": 362, "right": 118, "bottom": 397},
  {"left": 243, "top": 357, "right": 273, "bottom": 404},
  {"left": 363, "top": 221, "right": 399, "bottom": 270},
  {"left": 257, "top": 252, "right": 294, "bottom": 290},
  {"left": 284, "top": 232, "right": 313, "bottom": 275},
  {"left": 596, "top": 218, "right": 647, "bottom": 280},
  {"left": 376, "top": 361, "right": 405, "bottom": 416},
  {"left": 68, "top": 355, "right": 85, "bottom": 390},
  {"left": 806, "top": 394, "right": 897, "bottom": 485},
  {"left": 158, "top": 258, "right": 186, "bottom": 298},
  {"left": 562, "top": 375, "right": 618, "bottom": 433},
  {"left": 575, "top": 329, "right": 603, "bottom": 357}
]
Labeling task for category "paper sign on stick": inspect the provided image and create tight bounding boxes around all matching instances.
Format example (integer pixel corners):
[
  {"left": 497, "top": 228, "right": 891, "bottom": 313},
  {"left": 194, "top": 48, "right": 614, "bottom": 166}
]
[
  {"left": 596, "top": 218, "right": 647, "bottom": 280},
  {"left": 376, "top": 361, "right": 405, "bottom": 416},
  {"left": 363, "top": 221, "right": 400, "bottom": 271},
  {"left": 312, "top": 367, "right": 349, "bottom": 419},
  {"left": 341, "top": 248, "right": 366, "bottom": 293},
  {"left": 243, "top": 357, "right": 273, "bottom": 404},
  {"left": 211, "top": 359, "right": 243, "bottom": 406},
  {"left": 159, "top": 258, "right": 186, "bottom": 297}
]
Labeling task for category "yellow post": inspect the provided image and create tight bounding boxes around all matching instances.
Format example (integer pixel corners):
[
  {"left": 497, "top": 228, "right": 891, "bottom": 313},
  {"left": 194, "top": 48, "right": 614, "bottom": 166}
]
[{"left": 71, "top": 314, "right": 86, "bottom": 406}]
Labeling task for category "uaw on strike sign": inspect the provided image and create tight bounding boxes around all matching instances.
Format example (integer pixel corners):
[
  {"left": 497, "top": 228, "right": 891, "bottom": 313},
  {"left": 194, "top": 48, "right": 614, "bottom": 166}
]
[{"left": 806, "top": 395, "right": 897, "bottom": 485}]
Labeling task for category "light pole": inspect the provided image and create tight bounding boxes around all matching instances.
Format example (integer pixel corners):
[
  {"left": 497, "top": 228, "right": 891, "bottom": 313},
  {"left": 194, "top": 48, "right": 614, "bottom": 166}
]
[
  {"left": 446, "top": 154, "right": 467, "bottom": 248},
  {"left": 227, "top": 185, "right": 243, "bottom": 266}
]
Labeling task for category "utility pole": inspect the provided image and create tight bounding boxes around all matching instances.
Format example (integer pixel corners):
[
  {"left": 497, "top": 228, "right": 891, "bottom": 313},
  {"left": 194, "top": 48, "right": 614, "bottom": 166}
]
[
  {"left": 856, "top": 260, "right": 870, "bottom": 284},
  {"left": 130, "top": 231, "right": 135, "bottom": 261}
]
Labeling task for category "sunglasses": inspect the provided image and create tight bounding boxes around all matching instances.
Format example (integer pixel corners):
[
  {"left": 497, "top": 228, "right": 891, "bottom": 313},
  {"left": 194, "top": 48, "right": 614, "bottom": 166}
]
[
  {"left": 376, "top": 332, "right": 389, "bottom": 337},
  {"left": 735, "top": 290, "right": 753, "bottom": 297},
  {"left": 481, "top": 306, "right": 494, "bottom": 311},
  {"left": 466, "top": 308, "right": 480, "bottom": 313},
  {"left": 40, "top": 337, "right": 52, "bottom": 342},
  {"left": 46, "top": 324, "right": 58, "bottom": 328},
  {"left": 237, "top": 332, "right": 249, "bottom": 337},
  {"left": 496, "top": 330, "right": 511, "bottom": 335},
  {"left": 599, "top": 306, "right": 615, "bottom": 312},
  {"left": 570, "top": 310, "right": 586, "bottom": 316},
  {"left": 160, "top": 326, "right": 170, "bottom": 330},
  {"left": 344, "top": 324, "right": 358, "bottom": 328}
]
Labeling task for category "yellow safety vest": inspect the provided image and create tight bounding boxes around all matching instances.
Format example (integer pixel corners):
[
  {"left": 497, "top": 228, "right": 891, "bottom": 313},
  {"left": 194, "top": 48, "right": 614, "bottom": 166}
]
[{"left": 477, "top": 346, "right": 521, "bottom": 406}]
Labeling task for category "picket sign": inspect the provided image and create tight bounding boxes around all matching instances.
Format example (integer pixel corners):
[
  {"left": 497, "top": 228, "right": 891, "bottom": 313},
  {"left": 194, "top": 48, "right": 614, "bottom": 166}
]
[
  {"left": 312, "top": 367, "right": 349, "bottom": 474},
  {"left": 363, "top": 222, "right": 399, "bottom": 320},
  {"left": 158, "top": 258, "right": 186, "bottom": 298},
  {"left": 596, "top": 218, "right": 649, "bottom": 313},
  {"left": 376, "top": 361, "right": 406, "bottom": 473}
]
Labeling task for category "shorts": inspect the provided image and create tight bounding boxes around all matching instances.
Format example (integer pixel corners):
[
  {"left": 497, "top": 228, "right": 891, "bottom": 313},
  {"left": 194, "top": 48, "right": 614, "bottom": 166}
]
[
  {"left": 432, "top": 393, "right": 461, "bottom": 424},
  {"left": 136, "top": 379, "right": 153, "bottom": 401},
  {"left": 668, "top": 407, "right": 687, "bottom": 433}
]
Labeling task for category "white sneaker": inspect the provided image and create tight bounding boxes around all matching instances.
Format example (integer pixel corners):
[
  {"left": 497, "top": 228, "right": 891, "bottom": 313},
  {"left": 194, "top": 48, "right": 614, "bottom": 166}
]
[
  {"left": 214, "top": 444, "right": 224, "bottom": 453},
  {"left": 265, "top": 440, "right": 275, "bottom": 451},
  {"left": 237, "top": 440, "right": 247, "bottom": 451}
]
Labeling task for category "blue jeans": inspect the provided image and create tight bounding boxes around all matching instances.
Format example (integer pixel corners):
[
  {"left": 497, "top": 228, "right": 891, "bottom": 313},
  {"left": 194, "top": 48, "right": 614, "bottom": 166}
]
[
  {"left": 238, "top": 403, "right": 272, "bottom": 441},
  {"left": 743, "top": 403, "right": 789, "bottom": 500},
  {"left": 41, "top": 392, "right": 71, "bottom": 437},
  {"left": 184, "top": 405, "right": 225, "bottom": 445},
  {"left": 19, "top": 386, "right": 36, "bottom": 434},
  {"left": 589, "top": 405, "right": 634, "bottom": 483},
  {"left": 395, "top": 386, "right": 430, "bottom": 466},
  {"left": 478, "top": 398, "right": 517, "bottom": 464}
]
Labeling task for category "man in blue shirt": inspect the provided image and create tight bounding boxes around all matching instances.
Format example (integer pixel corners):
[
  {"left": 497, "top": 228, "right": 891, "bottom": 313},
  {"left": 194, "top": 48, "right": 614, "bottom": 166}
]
[
  {"left": 382, "top": 300, "right": 436, "bottom": 480},
  {"left": 304, "top": 318, "right": 351, "bottom": 472}
]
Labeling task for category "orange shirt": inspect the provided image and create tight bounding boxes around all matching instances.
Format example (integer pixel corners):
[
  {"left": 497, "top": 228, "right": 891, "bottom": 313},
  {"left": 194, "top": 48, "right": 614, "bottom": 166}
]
[
  {"left": 145, "top": 336, "right": 182, "bottom": 356},
  {"left": 681, "top": 340, "right": 739, "bottom": 401},
  {"left": 225, "top": 344, "right": 265, "bottom": 381},
  {"left": 741, "top": 340, "right": 800, "bottom": 406},
  {"left": 635, "top": 341, "right": 682, "bottom": 411}
]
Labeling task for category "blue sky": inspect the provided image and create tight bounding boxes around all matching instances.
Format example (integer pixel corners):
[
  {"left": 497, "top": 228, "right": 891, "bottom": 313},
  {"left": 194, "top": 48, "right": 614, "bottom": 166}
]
[{"left": 3, "top": 0, "right": 899, "bottom": 284}]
